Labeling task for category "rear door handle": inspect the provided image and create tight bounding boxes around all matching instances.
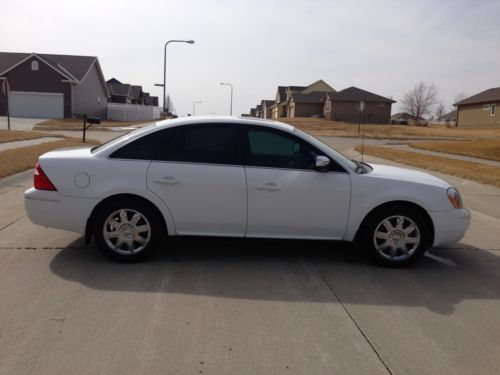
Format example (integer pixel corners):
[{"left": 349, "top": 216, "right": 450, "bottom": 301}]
[
  {"left": 153, "top": 176, "right": 180, "bottom": 185},
  {"left": 255, "top": 183, "right": 281, "bottom": 191}
]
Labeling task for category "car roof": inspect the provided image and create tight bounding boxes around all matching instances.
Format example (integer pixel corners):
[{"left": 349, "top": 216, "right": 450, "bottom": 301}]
[
  {"left": 92, "top": 116, "right": 296, "bottom": 157},
  {"left": 153, "top": 116, "right": 296, "bottom": 133}
]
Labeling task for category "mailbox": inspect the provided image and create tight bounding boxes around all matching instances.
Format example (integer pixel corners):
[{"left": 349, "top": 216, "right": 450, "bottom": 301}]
[{"left": 87, "top": 116, "right": 101, "bottom": 125}]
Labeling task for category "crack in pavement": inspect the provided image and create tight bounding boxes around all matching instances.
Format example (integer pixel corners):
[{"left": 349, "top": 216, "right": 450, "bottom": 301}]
[
  {"left": 0, "top": 246, "right": 90, "bottom": 250},
  {"left": 309, "top": 259, "right": 393, "bottom": 375},
  {"left": 0, "top": 216, "right": 25, "bottom": 232}
]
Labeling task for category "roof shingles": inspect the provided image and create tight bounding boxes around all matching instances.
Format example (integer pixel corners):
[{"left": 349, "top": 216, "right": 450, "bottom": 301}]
[{"left": 455, "top": 87, "right": 500, "bottom": 106}]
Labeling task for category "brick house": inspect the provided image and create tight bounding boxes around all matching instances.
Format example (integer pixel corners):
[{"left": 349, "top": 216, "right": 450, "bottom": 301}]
[{"left": 324, "top": 87, "right": 395, "bottom": 124}]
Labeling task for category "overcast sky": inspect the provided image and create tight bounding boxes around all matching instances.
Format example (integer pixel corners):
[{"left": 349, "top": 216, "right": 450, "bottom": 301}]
[{"left": 2, "top": 0, "right": 499, "bottom": 116}]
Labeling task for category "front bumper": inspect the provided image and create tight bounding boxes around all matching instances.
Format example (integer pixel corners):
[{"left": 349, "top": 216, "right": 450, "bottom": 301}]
[
  {"left": 24, "top": 188, "right": 99, "bottom": 235},
  {"left": 429, "top": 208, "right": 471, "bottom": 246}
]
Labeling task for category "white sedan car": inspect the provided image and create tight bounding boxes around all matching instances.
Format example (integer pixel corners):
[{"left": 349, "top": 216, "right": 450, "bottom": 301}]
[{"left": 25, "top": 116, "right": 470, "bottom": 266}]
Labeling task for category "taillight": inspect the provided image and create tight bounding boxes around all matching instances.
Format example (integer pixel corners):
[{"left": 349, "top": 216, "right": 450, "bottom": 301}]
[
  {"left": 447, "top": 187, "right": 463, "bottom": 209},
  {"left": 34, "top": 161, "right": 57, "bottom": 191}
]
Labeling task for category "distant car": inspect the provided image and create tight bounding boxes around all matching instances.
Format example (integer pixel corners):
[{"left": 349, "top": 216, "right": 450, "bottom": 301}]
[{"left": 24, "top": 116, "right": 470, "bottom": 266}]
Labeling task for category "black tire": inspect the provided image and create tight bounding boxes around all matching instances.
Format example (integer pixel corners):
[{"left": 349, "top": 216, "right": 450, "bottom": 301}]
[
  {"left": 93, "top": 199, "right": 163, "bottom": 262},
  {"left": 359, "top": 205, "right": 431, "bottom": 267}
]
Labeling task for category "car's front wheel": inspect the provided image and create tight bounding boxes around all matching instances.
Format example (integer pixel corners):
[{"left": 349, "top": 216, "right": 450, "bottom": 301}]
[
  {"left": 360, "top": 205, "right": 431, "bottom": 267},
  {"left": 94, "top": 199, "right": 162, "bottom": 261}
]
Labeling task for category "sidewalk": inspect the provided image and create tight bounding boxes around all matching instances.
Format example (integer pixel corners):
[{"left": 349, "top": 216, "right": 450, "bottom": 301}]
[
  {"left": 387, "top": 144, "right": 500, "bottom": 168},
  {"left": 0, "top": 137, "right": 61, "bottom": 152},
  {"left": 0, "top": 117, "right": 42, "bottom": 131}
]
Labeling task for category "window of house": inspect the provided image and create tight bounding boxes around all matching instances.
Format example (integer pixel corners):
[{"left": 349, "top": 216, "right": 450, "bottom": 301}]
[
  {"left": 483, "top": 104, "right": 491, "bottom": 110},
  {"left": 31, "top": 60, "right": 39, "bottom": 71},
  {"left": 492, "top": 104, "right": 496, "bottom": 116},
  {"left": 97, "top": 96, "right": 101, "bottom": 105},
  {"left": 377, "top": 102, "right": 385, "bottom": 107}
]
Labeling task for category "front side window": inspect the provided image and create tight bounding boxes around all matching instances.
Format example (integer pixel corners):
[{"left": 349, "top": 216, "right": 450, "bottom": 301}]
[
  {"left": 491, "top": 104, "right": 496, "bottom": 116},
  {"left": 31, "top": 60, "right": 39, "bottom": 71},
  {"left": 246, "top": 128, "right": 319, "bottom": 170}
]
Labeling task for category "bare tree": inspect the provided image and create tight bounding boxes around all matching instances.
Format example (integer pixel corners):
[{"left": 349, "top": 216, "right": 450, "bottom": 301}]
[
  {"left": 165, "top": 95, "right": 176, "bottom": 115},
  {"left": 452, "top": 92, "right": 468, "bottom": 110},
  {"left": 435, "top": 102, "right": 446, "bottom": 122},
  {"left": 401, "top": 82, "right": 439, "bottom": 126}
]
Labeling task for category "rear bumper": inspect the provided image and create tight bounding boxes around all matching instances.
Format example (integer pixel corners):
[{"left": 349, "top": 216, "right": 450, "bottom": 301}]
[
  {"left": 429, "top": 208, "right": 471, "bottom": 246},
  {"left": 24, "top": 188, "right": 99, "bottom": 235}
]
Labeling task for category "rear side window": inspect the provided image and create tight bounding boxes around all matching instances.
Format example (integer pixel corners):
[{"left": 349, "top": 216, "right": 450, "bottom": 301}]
[
  {"left": 164, "top": 125, "right": 240, "bottom": 165},
  {"left": 109, "top": 128, "right": 176, "bottom": 160}
]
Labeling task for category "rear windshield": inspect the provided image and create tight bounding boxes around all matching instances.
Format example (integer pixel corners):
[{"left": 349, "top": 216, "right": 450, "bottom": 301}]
[{"left": 91, "top": 124, "right": 157, "bottom": 153}]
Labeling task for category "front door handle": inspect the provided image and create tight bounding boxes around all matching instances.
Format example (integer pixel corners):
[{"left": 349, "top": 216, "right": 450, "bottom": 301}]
[
  {"left": 153, "top": 176, "right": 180, "bottom": 185},
  {"left": 255, "top": 183, "right": 281, "bottom": 191}
]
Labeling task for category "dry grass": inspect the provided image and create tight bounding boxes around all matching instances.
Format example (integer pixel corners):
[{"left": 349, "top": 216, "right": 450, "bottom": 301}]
[
  {"left": 0, "top": 129, "right": 60, "bottom": 144},
  {"left": 34, "top": 118, "right": 153, "bottom": 130},
  {"left": 281, "top": 117, "right": 500, "bottom": 141},
  {"left": 0, "top": 138, "right": 99, "bottom": 178},
  {"left": 410, "top": 140, "right": 500, "bottom": 162},
  {"left": 354, "top": 145, "right": 500, "bottom": 188}
]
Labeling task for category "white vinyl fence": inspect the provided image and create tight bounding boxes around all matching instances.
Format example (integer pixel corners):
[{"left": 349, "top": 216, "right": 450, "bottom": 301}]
[{"left": 107, "top": 103, "right": 161, "bottom": 121}]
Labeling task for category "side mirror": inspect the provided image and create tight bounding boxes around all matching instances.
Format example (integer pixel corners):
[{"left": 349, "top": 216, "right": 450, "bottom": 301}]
[{"left": 315, "top": 156, "right": 330, "bottom": 172}]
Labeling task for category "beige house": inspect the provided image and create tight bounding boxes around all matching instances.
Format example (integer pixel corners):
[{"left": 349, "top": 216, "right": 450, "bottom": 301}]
[
  {"left": 455, "top": 87, "right": 499, "bottom": 126},
  {"left": 261, "top": 100, "right": 274, "bottom": 119},
  {"left": 271, "top": 80, "right": 335, "bottom": 118}
]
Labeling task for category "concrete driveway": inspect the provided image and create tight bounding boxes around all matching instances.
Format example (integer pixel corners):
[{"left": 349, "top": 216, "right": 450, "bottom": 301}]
[
  {"left": 0, "top": 116, "right": 44, "bottom": 131},
  {"left": 0, "top": 138, "right": 499, "bottom": 374}
]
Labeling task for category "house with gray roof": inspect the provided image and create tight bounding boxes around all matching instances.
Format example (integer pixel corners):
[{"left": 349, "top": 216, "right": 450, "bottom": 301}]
[
  {"left": 0, "top": 52, "right": 109, "bottom": 119},
  {"left": 324, "top": 86, "right": 395, "bottom": 123},
  {"left": 390, "top": 112, "right": 425, "bottom": 125},
  {"left": 270, "top": 80, "right": 335, "bottom": 118},
  {"left": 454, "top": 87, "right": 499, "bottom": 126},
  {"left": 261, "top": 100, "right": 275, "bottom": 118},
  {"left": 106, "top": 79, "right": 133, "bottom": 104},
  {"left": 107, "top": 78, "right": 158, "bottom": 107}
]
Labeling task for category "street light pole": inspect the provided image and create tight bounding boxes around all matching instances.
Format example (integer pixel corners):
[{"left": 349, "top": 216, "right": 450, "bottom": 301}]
[
  {"left": 161, "top": 39, "right": 195, "bottom": 113},
  {"left": 220, "top": 82, "right": 233, "bottom": 116},
  {"left": 193, "top": 101, "right": 202, "bottom": 115}
]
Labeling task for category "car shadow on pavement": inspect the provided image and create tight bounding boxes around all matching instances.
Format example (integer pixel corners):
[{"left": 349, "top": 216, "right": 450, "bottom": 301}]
[{"left": 49, "top": 236, "right": 500, "bottom": 315}]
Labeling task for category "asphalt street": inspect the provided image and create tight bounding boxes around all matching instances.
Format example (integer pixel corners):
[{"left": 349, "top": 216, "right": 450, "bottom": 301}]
[{"left": 0, "top": 135, "right": 499, "bottom": 374}]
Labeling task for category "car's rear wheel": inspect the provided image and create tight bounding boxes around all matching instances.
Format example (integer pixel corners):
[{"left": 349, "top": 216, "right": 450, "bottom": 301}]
[
  {"left": 360, "top": 205, "right": 431, "bottom": 267},
  {"left": 94, "top": 199, "right": 161, "bottom": 261}
]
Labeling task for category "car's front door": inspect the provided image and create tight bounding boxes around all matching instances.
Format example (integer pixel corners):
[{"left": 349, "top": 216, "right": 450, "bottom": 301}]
[
  {"left": 244, "top": 126, "right": 351, "bottom": 239},
  {"left": 146, "top": 124, "right": 247, "bottom": 237}
]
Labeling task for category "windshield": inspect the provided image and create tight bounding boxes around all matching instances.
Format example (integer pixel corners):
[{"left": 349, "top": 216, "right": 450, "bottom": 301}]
[
  {"left": 91, "top": 124, "right": 157, "bottom": 153},
  {"left": 294, "top": 128, "right": 359, "bottom": 171}
]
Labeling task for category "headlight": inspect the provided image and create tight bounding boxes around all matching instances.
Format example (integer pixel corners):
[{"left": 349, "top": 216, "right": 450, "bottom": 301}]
[{"left": 447, "top": 187, "right": 463, "bottom": 209}]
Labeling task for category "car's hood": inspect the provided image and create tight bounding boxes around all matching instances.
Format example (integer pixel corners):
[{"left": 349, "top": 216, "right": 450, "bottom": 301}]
[{"left": 367, "top": 163, "right": 450, "bottom": 188}]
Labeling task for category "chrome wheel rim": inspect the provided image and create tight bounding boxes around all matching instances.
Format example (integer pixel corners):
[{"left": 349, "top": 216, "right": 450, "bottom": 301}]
[
  {"left": 373, "top": 215, "right": 420, "bottom": 261},
  {"left": 103, "top": 209, "right": 151, "bottom": 255}
]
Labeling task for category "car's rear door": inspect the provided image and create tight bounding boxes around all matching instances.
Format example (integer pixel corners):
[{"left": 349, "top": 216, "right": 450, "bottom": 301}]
[
  {"left": 146, "top": 124, "right": 247, "bottom": 237},
  {"left": 243, "top": 126, "right": 351, "bottom": 239}
]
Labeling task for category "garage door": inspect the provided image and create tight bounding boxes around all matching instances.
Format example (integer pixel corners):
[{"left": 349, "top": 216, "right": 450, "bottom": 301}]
[{"left": 8, "top": 91, "right": 64, "bottom": 119}]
